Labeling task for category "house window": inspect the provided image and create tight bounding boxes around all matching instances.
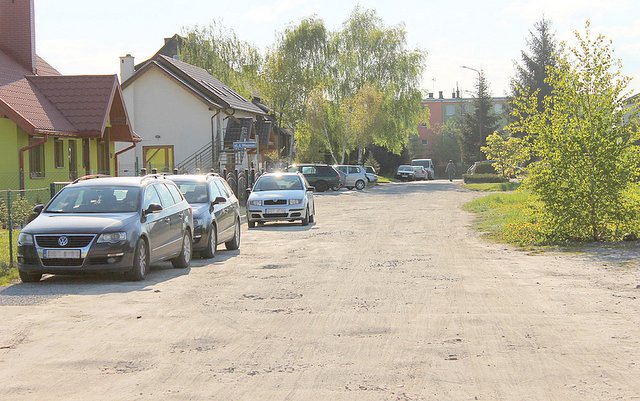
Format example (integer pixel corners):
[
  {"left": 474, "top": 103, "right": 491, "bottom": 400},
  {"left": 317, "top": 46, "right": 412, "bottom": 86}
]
[
  {"left": 445, "top": 104, "right": 456, "bottom": 116},
  {"left": 422, "top": 139, "right": 428, "bottom": 145},
  {"left": 54, "top": 138, "right": 64, "bottom": 168},
  {"left": 29, "top": 137, "right": 45, "bottom": 178}
]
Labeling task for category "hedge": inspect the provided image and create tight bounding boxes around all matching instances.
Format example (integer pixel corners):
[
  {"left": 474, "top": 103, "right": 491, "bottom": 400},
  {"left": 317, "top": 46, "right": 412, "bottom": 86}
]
[{"left": 462, "top": 173, "right": 508, "bottom": 184}]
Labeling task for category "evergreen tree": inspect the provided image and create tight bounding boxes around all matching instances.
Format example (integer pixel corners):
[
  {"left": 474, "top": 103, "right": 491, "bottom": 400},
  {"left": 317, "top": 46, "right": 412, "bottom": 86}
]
[
  {"left": 458, "top": 70, "right": 499, "bottom": 167},
  {"left": 509, "top": 17, "right": 558, "bottom": 135}
]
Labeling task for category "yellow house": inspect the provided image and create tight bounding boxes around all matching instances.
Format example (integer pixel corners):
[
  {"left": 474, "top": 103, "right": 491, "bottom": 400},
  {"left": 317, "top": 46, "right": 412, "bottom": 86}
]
[{"left": 0, "top": 0, "right": 139, "bottom": 191}]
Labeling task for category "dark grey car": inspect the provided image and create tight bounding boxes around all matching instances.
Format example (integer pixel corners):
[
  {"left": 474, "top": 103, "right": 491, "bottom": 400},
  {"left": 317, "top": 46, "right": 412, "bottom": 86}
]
[
  {"left": 17, "top": 175, "right": 193, "bottom": 282},
  {"left": 166, "top": 174, "right": 241, "bottom": 258}
]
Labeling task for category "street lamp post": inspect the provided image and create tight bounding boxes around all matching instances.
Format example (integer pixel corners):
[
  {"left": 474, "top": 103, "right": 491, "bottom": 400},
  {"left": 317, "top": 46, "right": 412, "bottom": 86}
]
[{"left": 461, "top": 65, "right": 483, "bottom": 162}]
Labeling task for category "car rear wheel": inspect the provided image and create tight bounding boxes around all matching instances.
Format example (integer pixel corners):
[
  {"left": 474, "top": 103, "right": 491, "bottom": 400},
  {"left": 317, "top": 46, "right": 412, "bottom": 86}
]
[
  {"left": 355, "top": 180, "right": 365, "bottom": 190},
  {"left": 172, "top": 232, "right": 192, "bottom": 268},
  {"left": 315, "top": 180, "right": 328, "bottom": 192},
  {"left": 301, "top": 207, "right": 310, "bottom": 226},
  {"left": 19, "top": 270, "right": 42, "bottom": 283},
  {"left": 225, "top": 219, "right": 241, "bottom": 250},
  {"left": 201, "top": 225, "right": 217, "bottom": 259},
  {"left": 127, "top": 239, "right": 148, "bottom": 281}
]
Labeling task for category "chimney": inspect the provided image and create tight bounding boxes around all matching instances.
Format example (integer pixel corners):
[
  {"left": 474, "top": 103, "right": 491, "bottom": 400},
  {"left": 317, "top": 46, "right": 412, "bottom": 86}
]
[
  {"left": 428, "top": 92, "right": 434, "bottom": 99},
  {"left": 438, "top": 91, "right": 443, "bottom": 99},
  {"left": 120, "top": 54, "right": 135, "bottom": 82},
  {"left": 452, "top": 91, "right": 456, "bottom": 99},
  {"left": 0, "top": 0, "right": 36, "bottom": 74}
]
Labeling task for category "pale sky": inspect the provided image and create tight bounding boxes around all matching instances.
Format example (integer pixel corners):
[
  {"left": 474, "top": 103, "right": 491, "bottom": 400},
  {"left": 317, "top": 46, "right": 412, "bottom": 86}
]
[{"left": 34, "top": 0, "right": 640, "bottom": 98}]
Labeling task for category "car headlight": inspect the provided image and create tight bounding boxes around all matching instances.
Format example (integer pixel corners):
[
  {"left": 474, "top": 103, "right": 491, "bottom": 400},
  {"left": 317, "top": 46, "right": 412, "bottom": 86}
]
[
  {"left": 249, "top": 200, "right": 262, "bottom": 206},
  {"left": 289, "top": 199, "right": 303, "bottom": 205},
  {"left": 194, "top": 218, "right": 204, "bottom": 227},
  {"left": 17, "top": 232, "right": 33, "bottom": 246},
  {"left": 97, "top": 232, "right": 127, "bottom": 243}
]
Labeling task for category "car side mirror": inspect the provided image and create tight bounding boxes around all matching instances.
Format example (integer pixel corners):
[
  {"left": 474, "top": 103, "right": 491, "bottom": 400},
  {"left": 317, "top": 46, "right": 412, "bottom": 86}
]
[
  {"left": 307, "top": 186, "right": 315, "bottom": 192},
  {"left": 245, "top": 187, "right": 252, "bottom": 195},
  {"left": 212, "top": 196, "right": 227, "bottom": 206},
  {"left": 32, "top": 204, "right": 44, "bottom": 214},
  {"left": 144, "top": 203, "right": 163, "bottom": 215}
]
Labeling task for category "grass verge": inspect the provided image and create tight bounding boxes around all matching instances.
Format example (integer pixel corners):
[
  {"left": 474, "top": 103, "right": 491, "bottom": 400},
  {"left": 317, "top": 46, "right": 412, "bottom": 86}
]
[
  {"left": 0, "top": 230, "right": 19, "bottom": 285},
  {"left": 463, "top": 190, "right": 548, "bottom": 247},
  {"left": 464, "top": 182, "right": 521, "bottom": 192}
]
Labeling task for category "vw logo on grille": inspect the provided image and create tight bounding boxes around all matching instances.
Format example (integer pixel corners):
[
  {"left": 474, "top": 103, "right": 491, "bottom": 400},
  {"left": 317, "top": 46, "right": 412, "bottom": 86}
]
[{"left": 58, "top": 236, "right": 69, "bottom": 247}]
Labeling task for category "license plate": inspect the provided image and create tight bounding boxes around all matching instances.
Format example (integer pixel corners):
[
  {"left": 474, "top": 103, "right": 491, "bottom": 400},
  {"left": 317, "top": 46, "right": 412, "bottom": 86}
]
[
  {"left": 265, "top": 208, "right": 286, "bottom": 214},
  {"left": 43, "top": 249, "right": 81, "bottom": 258}
]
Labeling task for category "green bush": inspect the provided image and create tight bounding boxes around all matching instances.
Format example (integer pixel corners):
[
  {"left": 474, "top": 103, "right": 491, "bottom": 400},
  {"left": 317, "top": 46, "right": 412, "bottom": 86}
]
[
  {"left": 0, "top": 196, "right": 36, "bottom": 229},
  {"left": 463, "top": 173, "right": 508, "bottom": 184}
]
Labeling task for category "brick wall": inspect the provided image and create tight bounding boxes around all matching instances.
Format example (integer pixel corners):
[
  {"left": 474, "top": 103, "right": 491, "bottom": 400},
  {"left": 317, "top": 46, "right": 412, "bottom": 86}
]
[{"left": 0, "top": 0, "right": 36, "bottom": 73}]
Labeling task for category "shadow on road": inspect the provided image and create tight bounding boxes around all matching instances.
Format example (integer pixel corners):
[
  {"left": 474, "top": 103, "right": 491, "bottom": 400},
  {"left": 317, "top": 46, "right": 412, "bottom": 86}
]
[
  {"left": 0, "top": 249, "right": 241, "bottom": 301},
  {"left": 248, "top": 222, "right": 316, "bottom": 231}
]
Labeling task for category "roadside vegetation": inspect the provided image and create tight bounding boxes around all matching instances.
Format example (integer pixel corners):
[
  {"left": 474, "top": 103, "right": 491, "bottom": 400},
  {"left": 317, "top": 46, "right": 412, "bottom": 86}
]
[
  {"left": 465, "top": 20, "right": 640, "bottom": 246},
  {"left": 0, "top": 230, "right": 19, "bottom": 285},
  {"left": 464, "top": 182, "right": 520, "bottom": 192}
]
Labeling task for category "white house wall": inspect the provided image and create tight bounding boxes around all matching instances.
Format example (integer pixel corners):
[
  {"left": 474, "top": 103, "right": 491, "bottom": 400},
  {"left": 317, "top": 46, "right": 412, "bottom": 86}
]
[{"left": 117, "top": 66, "right": 221, "bottom": 175}]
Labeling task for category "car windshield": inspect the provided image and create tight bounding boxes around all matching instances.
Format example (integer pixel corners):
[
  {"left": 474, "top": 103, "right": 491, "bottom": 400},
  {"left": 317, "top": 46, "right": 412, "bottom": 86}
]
[
  {"left": 46, "top": 186, "right": 140, "bottom": 213},
  {"left": 174, "top": 182, "right": 208, "bottom": 203},
  {"left": 398, "top": 165, "right": 413, "bottom": 171},
  {"left": 412, "top": 166, "right": 423, "bottom": 171},
  {"left": 253, "top": 175, "right": 303, "bottom": 191}
]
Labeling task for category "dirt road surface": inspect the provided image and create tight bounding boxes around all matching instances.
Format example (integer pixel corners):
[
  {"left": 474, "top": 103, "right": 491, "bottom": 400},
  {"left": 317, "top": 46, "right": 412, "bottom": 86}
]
[{"left": 1, "top": 181, "right": 639, "bottom": 400}]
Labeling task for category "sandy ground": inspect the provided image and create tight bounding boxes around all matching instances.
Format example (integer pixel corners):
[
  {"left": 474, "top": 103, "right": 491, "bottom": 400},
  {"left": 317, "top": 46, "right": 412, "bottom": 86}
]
[{"left": 1, "top": 180, "right": 639, "bottom": 401}]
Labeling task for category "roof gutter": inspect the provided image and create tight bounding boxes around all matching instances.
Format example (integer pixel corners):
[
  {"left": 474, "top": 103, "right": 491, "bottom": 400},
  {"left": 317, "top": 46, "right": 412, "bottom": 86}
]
[
  {"left": 114, "top": 142, "right": 137, "bottom": 177},
  {"left": 19, "top": 134, "right": 48, "bottom": 190}
]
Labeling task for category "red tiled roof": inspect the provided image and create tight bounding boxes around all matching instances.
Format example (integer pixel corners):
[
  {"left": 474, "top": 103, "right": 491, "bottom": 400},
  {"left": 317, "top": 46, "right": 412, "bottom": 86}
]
[
  {"left": 0, "top": 49, "right": 138, "bottom": 142},
  {"left": 28, "top": 75, "right": 116, "bottom": 135}
]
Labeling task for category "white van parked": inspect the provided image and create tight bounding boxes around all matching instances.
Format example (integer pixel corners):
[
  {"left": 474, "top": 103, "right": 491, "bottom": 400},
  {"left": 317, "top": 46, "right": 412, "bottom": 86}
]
[{"left": 411, "top": 159, "right": 435, "bottom": 180}]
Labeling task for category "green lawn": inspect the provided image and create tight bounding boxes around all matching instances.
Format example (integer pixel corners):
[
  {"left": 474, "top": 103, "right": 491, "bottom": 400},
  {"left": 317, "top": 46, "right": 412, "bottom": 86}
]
[
  {"left": 463, "top": 190, "right": 548, "bottom": 247},
  {"left": 463, "top": 182, "right": 521, "bottom": 192},
  {"left": 0, "top": 229, "right": 19, "bottom": 285}
]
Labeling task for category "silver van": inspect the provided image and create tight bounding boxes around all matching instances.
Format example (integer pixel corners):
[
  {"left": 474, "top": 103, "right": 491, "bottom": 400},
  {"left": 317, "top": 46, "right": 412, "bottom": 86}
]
[{"left": 411, "top": 159, "right": 435, "bottom": 180}]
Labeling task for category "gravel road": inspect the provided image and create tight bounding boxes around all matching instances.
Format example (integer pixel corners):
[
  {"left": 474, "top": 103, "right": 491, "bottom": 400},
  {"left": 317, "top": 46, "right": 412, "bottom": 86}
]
[{"left": 1, "top": 180, "right": 639, "bottom": 400}]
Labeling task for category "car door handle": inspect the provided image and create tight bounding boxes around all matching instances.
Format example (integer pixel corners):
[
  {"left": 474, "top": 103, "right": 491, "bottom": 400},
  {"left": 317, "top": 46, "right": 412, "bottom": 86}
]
[
  {"left": 164, "top": 217, "right": 171, "bottom": 223},
  {"left": 177, "top": 212, "right": 183, "bottom": 218}
]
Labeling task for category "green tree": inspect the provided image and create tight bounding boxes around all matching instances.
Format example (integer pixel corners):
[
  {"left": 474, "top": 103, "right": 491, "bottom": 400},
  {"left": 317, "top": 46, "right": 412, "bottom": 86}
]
[
  {"left": 511, "top": 22, "right": 640, "bottom": 241},
  {"left": 510, "top": 17, "right": 558, "bottom": 119},
  {"left": 262, "top": 18, "right": 329, "bottom": 131},
  {"left": 481, "top": 132, "right": 529, "bottom": 178},
  {"left": 432, "top": 119, "right": 462, "bottom": 168},
  {"left": 458, "top": 70, "right": 500, "bottom": 167},
  {"left": 324, "top": 7, "right": 426, "bottom": 158},
  {"left": 180, "top": 22, "right": 263, "bottom": 98}
]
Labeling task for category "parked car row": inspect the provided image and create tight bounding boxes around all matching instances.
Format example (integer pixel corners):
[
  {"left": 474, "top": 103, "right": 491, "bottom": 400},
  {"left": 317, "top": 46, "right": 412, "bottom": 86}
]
[
  {"left": 395, "top": 158, "right": 436, "bottom": 181},
  {"left": 16, "top": 173, "right": 241, "bottom": 283},
  {"left": 286, "top": 163, "right": 378, "bottom": 191},
  {"left": 16, "top": 163, "right": 380, "bottom": 283}
]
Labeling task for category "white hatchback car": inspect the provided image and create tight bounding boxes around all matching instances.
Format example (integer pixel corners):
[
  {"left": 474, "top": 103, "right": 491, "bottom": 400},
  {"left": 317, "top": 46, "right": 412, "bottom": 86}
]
[
  {"left": 247, "top": 172, "right": 315, "bottom": 227},
  {"left": 333, "top": 165, "right": 368, "bottom": 190}
]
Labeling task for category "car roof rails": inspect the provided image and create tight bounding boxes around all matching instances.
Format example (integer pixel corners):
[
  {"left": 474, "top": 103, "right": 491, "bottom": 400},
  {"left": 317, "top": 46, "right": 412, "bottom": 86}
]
[
  {"left": 140, "top": 173, "right": 169, "bottom": 182},
  {"left": 206, "top": 172, "right": 220, "bottom": 178},
  {"left": 71, "top": 174, "right": 110, "bottom": 184}
]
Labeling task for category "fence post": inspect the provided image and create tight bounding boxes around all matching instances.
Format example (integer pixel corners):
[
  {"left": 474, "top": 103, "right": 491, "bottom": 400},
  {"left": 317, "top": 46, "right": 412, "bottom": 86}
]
[
  {"left": 49, "top": 182, "right": 57, "bottom": 199},
  {"left": 7, "top": 191, "right": 13, "bottom": 267}
]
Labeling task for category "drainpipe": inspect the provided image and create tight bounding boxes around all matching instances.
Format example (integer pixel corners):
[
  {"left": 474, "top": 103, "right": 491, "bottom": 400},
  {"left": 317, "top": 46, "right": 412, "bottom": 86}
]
[
  {"left": 18, "top": 134, "right": 48, "bottom": 190},
  {"left": 114, "top": 143, "right": 136, "bottom": 177},
  {"left": 210, "top": 108, "right": 221, "bottom": 172}
]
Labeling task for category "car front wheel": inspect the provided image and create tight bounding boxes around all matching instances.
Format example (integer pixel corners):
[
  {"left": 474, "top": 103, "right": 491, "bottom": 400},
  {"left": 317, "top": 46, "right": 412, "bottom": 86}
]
[
  {"left": 172, "top": 232, "right": 192, "bottom": 268},
  {"left": 127, "top": 239, "right": 148, "bottom": 281},
  {"left": 19, "top": 270, "right": 42, "bottom": 283}
]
